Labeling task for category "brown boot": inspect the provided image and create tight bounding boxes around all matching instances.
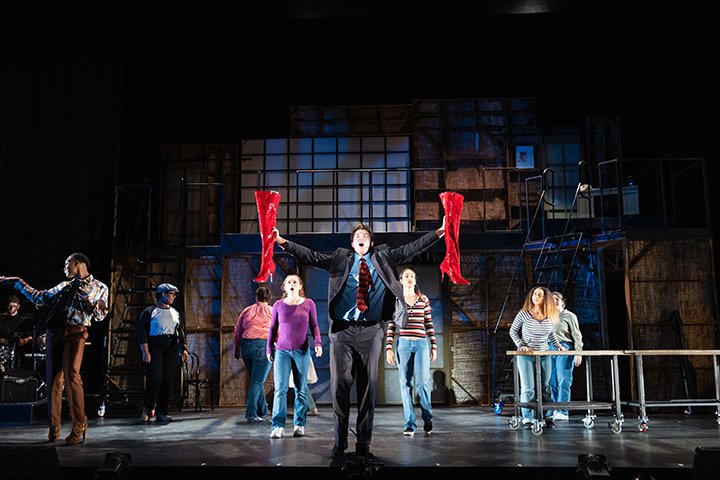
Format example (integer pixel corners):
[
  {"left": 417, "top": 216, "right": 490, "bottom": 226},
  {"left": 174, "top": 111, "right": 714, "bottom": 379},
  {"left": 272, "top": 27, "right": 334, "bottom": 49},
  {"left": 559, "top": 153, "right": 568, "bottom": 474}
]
[
  {"left": 48, "top": 425, "right": 60, "bottom": 442},
  {"left": 65, "top": 422, "right": 87, "bottom": 445}
]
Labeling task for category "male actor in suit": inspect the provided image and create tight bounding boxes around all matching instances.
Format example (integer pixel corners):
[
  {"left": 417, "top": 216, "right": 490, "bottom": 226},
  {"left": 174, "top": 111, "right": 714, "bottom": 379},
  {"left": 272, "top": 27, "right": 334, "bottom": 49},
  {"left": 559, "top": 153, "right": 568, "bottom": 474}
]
[{"left": 273, "top": 218, "right": 445, "bottom": 459}]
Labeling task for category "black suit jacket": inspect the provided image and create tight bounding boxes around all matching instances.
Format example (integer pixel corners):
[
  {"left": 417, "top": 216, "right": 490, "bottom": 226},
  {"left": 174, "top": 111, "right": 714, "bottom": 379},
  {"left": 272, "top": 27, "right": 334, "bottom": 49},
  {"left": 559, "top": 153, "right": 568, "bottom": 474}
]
[{"left": 281, "top": 230, "right": 441, "bottom": 331}]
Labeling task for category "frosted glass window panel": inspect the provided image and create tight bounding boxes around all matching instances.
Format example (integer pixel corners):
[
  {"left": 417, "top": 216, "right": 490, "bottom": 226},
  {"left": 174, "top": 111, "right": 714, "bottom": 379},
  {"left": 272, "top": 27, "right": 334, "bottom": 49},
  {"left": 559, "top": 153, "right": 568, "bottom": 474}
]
[
  {"left": 314, "top": 204, "right": 334, "bottom": 219},
  {"left": 386, "top": 153, "right": 409, "bottom": 168},
  {"left": 371, "top": 221, "right": 387, "bottom": 233},
  {"left": 266, "top": 154, "right": 288, "bottom": 170},
  {"left": 370, "top": 187, "right": 386, "bottom": 201},
  {"left": 243, "top": 155, "right": 265, "bottom": 171},
  {"left": 369, "top": 171, "right": 386, "bottom": 185},
  {"left": 386, "top": 221, "right": 407, "bottom": 232},
  {"left": 298, "top": 205, "right": 314, "bottom": 218},
  {"left": 372, "top": 204, "right": 386, "bottom": 218},
  {"left": 289, "top": 138, "right": 312, "bottom": 154},
  {"left": 240, "top": 188, "right": 256, "bottom": 204},
  {"left": 296, "top": 187, "right": 314, "bottom": 203},
  {"left": 240, "top": 204, "right": 257, "bottom": 221},
  {"left": 338, "top": 187, "right": 363, "bottom": 203},
  {"left": 386, "top": 136, "right": 410, "bottom": 152},
  {"left": 338, "top": 203, "right": 362, "bottom": 220},
  {"left": 313, "top": 172, "right": 334, "bottom": 186},
  {"left": 241, "top": 172, "right": 260, "bottom": 188},
  {"left": 387, "top": 204, "right": 408, "bottom": 217},
  {"left": 313, "top": 188, "right": 334, "bottom": 202},
  {"left": 265, "top": 139, "right": 287, "bottom": 154},
  {"left": 386, "top": 171, "right": 407, "bottom": 185},
  {"left": 240, "top": 220, "right": 256, "bottom": 234},
  {"left": 337, "top": 171, "right": 361, "bottom": 186},
  {"left": 314, "top": 137, "right": 337, "bottom": 153},
  {"left": 265, "top": 172, "right": 287, "bottom": 187},
  {"left": 297, "top": 172, "right": 314, "bottom": 187},
  {"left": 276, "top": 203, "right": 289, "bottom": 221},
  {"left": 363, "top": 153, "right": 386, "bottom": 169},
  {"left": 314, "top": 221, "right": 333, "bottom": 233},
  {"left": 338, "top": 137, "right": 362, "bottom": 152},
  {"left": 296, "top": 221, "right": 315, "bottom": 233},
  {"left": 337, "top": 154, "right": 362, "bottom": 169},
  {"left": 566, "top": 143, "right": 580, "bottom": 162},
  {"left": 315, "top": 154, "right": 337, "bottom": 169},
  {"left": 387, "top": 188, "right": 408, "bottom": 202},
  {"left": 289, "top": 154, "right": 313, "bottom": 170},
  {"left": 242, "top": 140, "right": 264, "bottom": 155},
  {"left": 546, "top": 144, "right": 564, "bottom": 165},
  {"left": 337, "top": 219, "right": 356, "bottom": 232},
  {"left": 362, "top": 137, "right": 386, "bottom": 152}
]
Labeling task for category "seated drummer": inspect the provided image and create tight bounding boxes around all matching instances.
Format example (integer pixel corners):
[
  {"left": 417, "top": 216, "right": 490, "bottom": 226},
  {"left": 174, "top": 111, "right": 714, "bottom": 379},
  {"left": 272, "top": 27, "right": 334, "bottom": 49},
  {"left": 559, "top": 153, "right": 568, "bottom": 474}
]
[{"left": 0, "top": 294, "right": 37, "bottom": 373}]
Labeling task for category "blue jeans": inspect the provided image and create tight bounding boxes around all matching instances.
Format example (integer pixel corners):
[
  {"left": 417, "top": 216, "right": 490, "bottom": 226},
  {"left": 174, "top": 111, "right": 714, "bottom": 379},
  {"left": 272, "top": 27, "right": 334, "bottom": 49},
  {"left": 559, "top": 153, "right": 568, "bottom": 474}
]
[
  {"left": 240, "top": 338, "right": 272, "bottom": 420},
  {"left": 271, "top": 348, "right": 310, "bottom": 429},
  {"left": 516, "top": 354, "right": 552, "bottom": 421},
  {"left": 550, "top": 342, "right": 574, "bottom": 416},
  {"left": 396, "top": 337, "right": 433, "bottom": 431}
]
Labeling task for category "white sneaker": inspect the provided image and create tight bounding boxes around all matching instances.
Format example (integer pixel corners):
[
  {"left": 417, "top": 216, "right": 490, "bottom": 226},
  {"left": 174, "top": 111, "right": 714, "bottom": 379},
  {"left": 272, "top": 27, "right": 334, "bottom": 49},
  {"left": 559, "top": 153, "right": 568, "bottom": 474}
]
[
  {"left": 553, "top": 412, "right": 569, "bottom": 421},
  {"left": 270, "top": 427, "right": 284, "bottom": 438},
  {"left": 293, "top": 425, "right": 305, "bottom": 437}
]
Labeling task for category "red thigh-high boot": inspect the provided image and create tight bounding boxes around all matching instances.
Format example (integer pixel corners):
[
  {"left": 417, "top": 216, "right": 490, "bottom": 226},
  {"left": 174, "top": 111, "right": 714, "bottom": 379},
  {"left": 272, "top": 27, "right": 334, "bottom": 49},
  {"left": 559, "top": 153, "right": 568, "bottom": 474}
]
[
  {"left": 253, "top": 190, "right": 281, "bottom": 283},
  {"left": 439, "top": 191, "right": 470, "bottom": 285}
]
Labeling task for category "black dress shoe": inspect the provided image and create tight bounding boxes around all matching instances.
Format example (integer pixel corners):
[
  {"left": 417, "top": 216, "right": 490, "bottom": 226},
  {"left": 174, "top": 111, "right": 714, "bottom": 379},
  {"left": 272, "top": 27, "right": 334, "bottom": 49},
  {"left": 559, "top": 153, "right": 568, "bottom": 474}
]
[
  {"left": 331, "top": 443, "right": 347, "bottom": 458},
  {"left": 355, "top": 442, "right": 369, "bottom": 456}
]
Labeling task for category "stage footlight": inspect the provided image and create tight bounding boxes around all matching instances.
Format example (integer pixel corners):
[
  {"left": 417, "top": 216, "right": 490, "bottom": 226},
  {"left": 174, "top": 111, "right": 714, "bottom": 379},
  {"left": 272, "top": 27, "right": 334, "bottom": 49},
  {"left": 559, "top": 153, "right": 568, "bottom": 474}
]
[
  {"left": 693, "top": 446, "right": 720, "bottom": 480},
  {"left": 93, "top": 451, "right": 132, "bottom": 480},
  {"left": 576, "top": 453, "right": 612, "bottom": 479}
]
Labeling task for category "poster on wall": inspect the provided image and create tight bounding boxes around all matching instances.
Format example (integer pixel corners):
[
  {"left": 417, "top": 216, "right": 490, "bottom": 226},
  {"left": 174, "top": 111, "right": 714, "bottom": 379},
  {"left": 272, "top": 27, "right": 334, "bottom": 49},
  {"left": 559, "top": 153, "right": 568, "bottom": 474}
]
[{"left": 515, "top": 145, "right": 535, "bottom": 169}]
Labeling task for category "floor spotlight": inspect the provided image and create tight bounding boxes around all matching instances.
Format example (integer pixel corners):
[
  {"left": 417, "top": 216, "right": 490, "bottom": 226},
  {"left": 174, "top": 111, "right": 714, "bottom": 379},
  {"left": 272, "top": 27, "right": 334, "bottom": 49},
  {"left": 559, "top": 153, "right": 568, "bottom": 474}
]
[
  {"left": 576, "top": 453, "right": 613, "bottom": 479},
  {"left": 93, "top": 451, "right": 132, "bottom": 480}
]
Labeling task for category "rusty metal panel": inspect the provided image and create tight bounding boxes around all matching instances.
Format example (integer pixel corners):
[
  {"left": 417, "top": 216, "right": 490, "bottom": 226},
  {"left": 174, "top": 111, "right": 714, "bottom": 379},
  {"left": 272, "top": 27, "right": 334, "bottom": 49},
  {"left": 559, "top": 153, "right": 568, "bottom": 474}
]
[
  {"left": 219, "top": 331, "right": 246, "bottom": 407},
  {"left": 221, "top": 256, "right": 258, "bottom": 329},
  {"left": 628, "top": 239, "right": 714, "bottom": 282},
  {"left": 184, "top": 331, "right": 220, "bottom": 408},
  {"left": 184, "top": 256, "right": 222, "bottom": 330},
  {"left": 451, "top": 330, "right": 487, "bottom": 404},
  {"left": 627, "top": 238, "right": 719, "bottom": 401},
  {"left": 450, "top": 253, "right": 486, "bottom": 328}
]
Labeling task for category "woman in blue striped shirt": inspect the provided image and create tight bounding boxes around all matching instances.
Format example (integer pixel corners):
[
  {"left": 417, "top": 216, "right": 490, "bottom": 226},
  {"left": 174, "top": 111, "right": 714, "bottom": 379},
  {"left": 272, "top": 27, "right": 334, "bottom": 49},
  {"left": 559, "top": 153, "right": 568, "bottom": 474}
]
[{"left": 509, "top": 286, "right": 565, "bottom": 427}]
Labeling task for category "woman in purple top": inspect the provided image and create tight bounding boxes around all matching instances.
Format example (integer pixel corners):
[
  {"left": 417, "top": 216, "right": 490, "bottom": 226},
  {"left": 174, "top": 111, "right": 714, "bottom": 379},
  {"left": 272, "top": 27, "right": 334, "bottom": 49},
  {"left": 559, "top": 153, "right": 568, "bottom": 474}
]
[{"left": 266, "top": 274, "right": 323, "bottom": 438}]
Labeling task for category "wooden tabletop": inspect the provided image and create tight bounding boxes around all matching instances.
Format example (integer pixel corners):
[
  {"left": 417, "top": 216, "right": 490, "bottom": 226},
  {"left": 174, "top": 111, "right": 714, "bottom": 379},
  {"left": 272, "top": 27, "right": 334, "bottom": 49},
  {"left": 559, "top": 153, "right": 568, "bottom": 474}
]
[{"left": 506, "top": 349, "right": 720, "bottom": 356}]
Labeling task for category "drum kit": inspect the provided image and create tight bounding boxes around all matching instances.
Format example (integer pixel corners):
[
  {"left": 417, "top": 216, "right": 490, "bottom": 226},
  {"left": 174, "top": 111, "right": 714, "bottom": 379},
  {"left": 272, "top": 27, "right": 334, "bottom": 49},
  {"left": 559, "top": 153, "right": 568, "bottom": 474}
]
[{"left": 3, "top": 324, "right": 48, "bottom": 400}]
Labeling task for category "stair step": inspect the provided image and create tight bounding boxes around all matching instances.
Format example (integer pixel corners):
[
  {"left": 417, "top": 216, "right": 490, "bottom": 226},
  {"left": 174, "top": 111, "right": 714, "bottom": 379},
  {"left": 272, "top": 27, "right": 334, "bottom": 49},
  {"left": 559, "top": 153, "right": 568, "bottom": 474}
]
[
  {"left": 133, "top": 272, "right": 170, "bottom": 278},
  {"left": 111, "top": 335, "right": 137, "bottom": 342},
  {"left": 110, "top": 327, "right": 137, "bottom": 334},
  {"left": 109, "top": 353, "right": 136, "bottom": 359},
  {"left": 535, "top": 263, "right": 574, "bottom": 271},
  {"left": 137, "top": 257, "right": 178, "bottom": 264}
]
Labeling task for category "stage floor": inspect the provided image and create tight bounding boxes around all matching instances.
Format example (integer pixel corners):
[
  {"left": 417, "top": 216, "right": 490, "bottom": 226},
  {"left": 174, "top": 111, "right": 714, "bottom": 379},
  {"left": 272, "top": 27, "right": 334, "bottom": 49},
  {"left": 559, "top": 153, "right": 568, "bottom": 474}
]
[{"left": 2, "top": 404, "right": 720, "bottom": 479}]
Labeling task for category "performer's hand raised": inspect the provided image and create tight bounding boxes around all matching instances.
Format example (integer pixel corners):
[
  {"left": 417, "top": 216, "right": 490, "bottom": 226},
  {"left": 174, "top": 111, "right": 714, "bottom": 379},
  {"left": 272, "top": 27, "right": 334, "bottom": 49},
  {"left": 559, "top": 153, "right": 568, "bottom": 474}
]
[
  {"left": 272, "top": 228, "right": 287, "bottom": 245},
  {"left": 436, "top": 215, "right": 446, "bottom": 237}
]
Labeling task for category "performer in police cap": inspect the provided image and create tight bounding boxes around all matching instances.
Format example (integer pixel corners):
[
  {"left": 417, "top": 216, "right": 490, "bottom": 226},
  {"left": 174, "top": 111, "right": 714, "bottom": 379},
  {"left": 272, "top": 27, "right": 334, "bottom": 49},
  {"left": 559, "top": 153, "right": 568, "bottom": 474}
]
[{"left": 137, "top": 283, "right": 189, "bottom": 423}]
